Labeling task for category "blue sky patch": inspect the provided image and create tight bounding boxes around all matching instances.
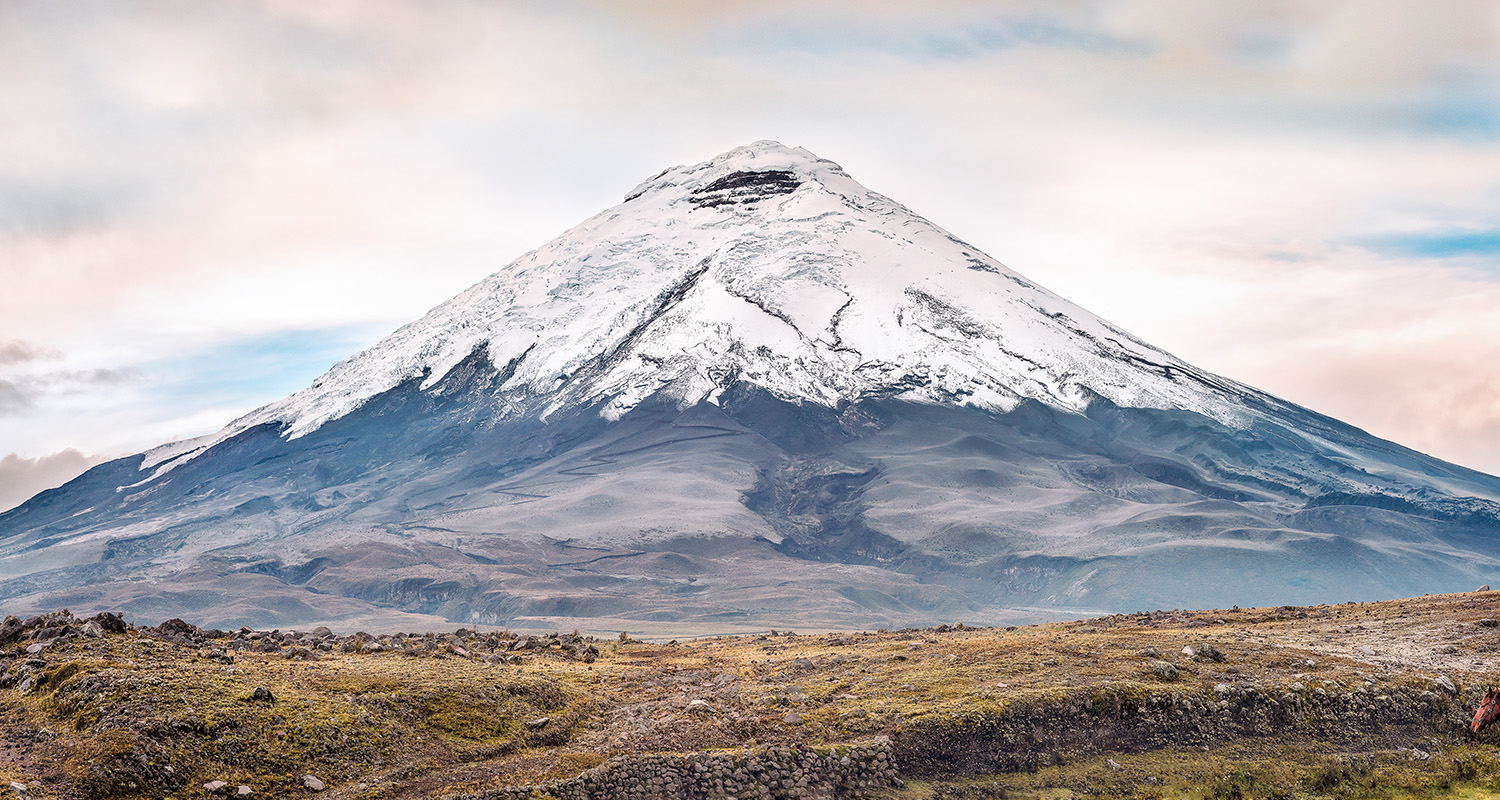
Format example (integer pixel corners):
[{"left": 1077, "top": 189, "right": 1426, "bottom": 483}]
[
  {"left": 734, "top": 16, "right": 1150, "bottom": 62},
  {"left": 151, "top": 324, "right": 388, "bottom": 410},
  {"left": 1410, "top": 97, "right": 1500, "bottom": 139},
  {"left": 1361, "top": 230, "right": 1500, "bottom": 261}
]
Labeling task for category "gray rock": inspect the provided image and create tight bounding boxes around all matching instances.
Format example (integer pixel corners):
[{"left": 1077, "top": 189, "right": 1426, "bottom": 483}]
[
  {"left": 1478, "top": 585, "right": 1491, "bottom": 592},
  {"left": 1436, "top": 674, "right": 1458, "bottom": 695},
  {"left": 9, "top": 782, "right": 26, "bottom": 798},
  {"left": 302, "top": 775, "right": 325, "bottom": 792},
  {"left": 1356, "top": 645, "right": 1378, "bottom": 656},
  {"left": 526, "top": 717, "right": 550, "bottom": 728},
  {"left": 204, "top": 781, "right": 228, "bottom": 792},
  {"left": 1152, "top": 661, "right": 1178, "bottom": 681},
  {"left": 282, "top": 646, "right": 317, "bottom": 661},
  {"left": 686, "top": 699, "right": 717, "bottom": 715},
  {"left": 1479, "top": 618, "right": 1499, "bottom": 628},
  {"left": 783, "top": 710, "right": 803, "bottom": 724},
  {"left": 237, "top": 786, "right": 253, "bottom": 796}
]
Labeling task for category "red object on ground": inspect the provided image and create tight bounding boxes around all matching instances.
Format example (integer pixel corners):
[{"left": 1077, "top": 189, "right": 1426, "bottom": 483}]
[{"left": 1473, "top": 687, "right": 1500, "bottom": 733}]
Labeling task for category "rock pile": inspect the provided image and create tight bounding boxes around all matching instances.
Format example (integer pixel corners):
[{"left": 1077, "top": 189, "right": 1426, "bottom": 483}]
[
  {"left": 223, "top": 625, "right": 601, "bottom": 664},
  {"left": 0, "top": 609, "right": 601, "bottom": 673},
  {"left": 0, "top": 611, "right": 128, "bottom": 693},
  {"left": 0, "top": 610, "right": 604, "bottom": 700}
]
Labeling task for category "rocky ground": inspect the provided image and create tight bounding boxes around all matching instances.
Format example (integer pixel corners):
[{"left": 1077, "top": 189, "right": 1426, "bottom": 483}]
[{"left": 2, "top": 590, "right": 1500, "bottom": 799}]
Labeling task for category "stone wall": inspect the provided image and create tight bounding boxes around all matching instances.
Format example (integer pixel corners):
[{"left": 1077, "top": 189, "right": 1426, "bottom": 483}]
[
  {"left": 894, "top": 678, "right": 1481, "bottom": 777},
  {"left": 459, "top": 740, "right": 898, "bottom": 800}
]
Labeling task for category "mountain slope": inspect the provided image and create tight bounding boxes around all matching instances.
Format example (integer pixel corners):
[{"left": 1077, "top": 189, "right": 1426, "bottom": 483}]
[{"left": 2, "top": 141, "right": 1498, "bottom": 631}]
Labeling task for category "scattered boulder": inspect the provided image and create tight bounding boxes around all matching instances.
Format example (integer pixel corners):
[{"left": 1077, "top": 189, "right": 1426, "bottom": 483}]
[
  {"left": 526, "top": 717, "right": 551, "bottom": 729},
  {"left": 204, "top": 780, "right": 228, "bottom": 793},
  {"left": 1436, "top": 674, "right": 1458, "bottom": 695},
  {"left": 686, "top": 699, "right": 718, "bottom": 715},
  {"left": 1194, "top": 643, "right": 1225, "bottom": 662},
  {"left": 783, "top": 710, "right": 803, "bottom": 724},
  {"left": 1478, "top": 585, "right": 1491, "bottom": 592},
  {"left": 1479, "top": 618, "right": 1499, "bottom": 628},
  {"left": 282, "top": 647, "right": 318, "bottom": 661},
  {"left": 157, "top": 618, "right": 198, "bottom": 637},
  {"left": 302, "top": 775, "right": 325, "bottom": 792},
  {"left": 0, "top": 618, "right": 23, "bottom": 646},
  {"left": 91, "top": 612, "right": 128, "bottom": 634},
  {"left": 251, "top": 686, "right": 275, "bottom": 703},
  {"left": 1152, "top": 661, "right": 1179, "bottom": 681},
  {"left": 237, "top": 786, "right": 253, "bottom": 796}
]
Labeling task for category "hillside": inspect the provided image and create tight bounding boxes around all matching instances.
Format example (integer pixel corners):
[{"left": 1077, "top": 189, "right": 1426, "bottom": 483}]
[{"left": 3, "top": 590, "right": 1500, "bottom": 799}]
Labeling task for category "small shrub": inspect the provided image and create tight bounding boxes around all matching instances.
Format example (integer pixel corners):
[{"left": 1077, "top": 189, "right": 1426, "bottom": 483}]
[
  {"left": 62, "top": 729, "right": 175, "bottom": 799},
  {"left": 547, "top": 751, "right": 606, "bottom": 780}
]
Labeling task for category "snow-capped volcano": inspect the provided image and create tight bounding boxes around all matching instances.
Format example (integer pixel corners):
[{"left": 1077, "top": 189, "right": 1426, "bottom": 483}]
[
  {"left": 160, "top": 141, "right": 1242, "bottom": 466},
  {"left": 4, "top": 142, "right": 1500, "bottom": 632}
]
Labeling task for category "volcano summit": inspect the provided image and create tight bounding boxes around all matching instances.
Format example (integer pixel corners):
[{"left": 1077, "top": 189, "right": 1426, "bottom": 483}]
[{"left": 4, "top": 141, "right": 1499, "bottom": 632}]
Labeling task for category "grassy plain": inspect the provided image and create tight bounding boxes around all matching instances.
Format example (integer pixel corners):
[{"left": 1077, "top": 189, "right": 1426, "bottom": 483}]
[{"left": 3, "top": 590, "right": 1500, "bottom": 798}]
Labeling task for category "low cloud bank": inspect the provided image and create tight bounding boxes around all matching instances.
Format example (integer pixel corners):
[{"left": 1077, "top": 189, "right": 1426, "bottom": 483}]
[{"left": 0, "top": 449, "right": 100, "bottom": 512}]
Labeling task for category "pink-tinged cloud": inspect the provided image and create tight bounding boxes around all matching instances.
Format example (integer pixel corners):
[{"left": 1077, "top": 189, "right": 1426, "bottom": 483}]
[{"left": 0, "top": 450, "right": 99, "bottom": 512}]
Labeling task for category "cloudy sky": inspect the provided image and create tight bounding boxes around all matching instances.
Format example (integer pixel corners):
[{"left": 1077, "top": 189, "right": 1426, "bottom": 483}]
[{"left": 3, "top": 0, "right": 1500, "bottom": 510}]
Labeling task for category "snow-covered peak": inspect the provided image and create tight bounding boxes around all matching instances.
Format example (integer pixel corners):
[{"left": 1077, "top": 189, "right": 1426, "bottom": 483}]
[
  {"left": 622, "top": 140, "right": 842, "bottom": 200},
  {"left": 145, "top": 141, "right": 1259, "bottom": 470}
]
